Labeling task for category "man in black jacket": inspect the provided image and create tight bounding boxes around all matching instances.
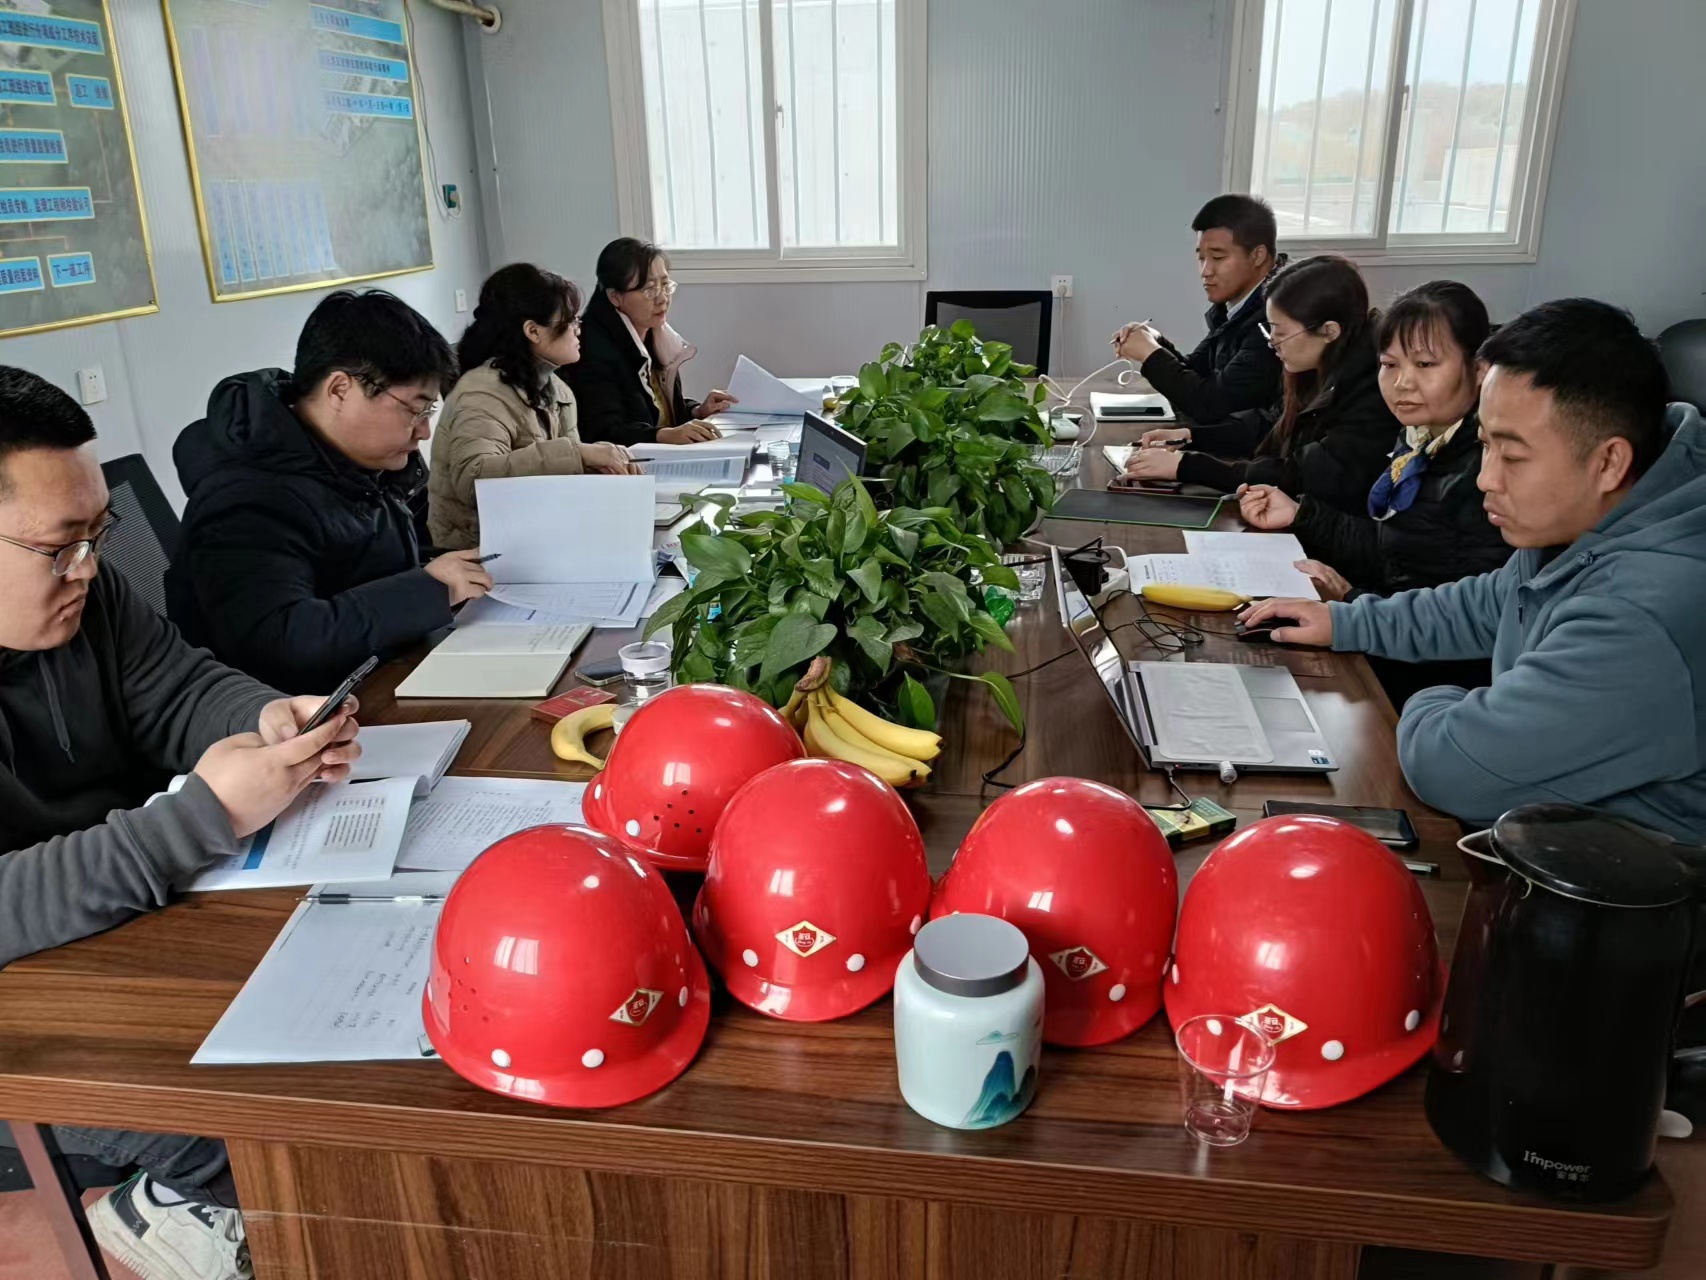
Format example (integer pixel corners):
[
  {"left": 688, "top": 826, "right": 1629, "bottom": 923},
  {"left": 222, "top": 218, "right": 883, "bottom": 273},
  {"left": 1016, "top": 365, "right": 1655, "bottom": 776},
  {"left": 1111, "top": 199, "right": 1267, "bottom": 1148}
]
[
  {"left": 167, "top": 290, "right": 494, "bottom": 691},
  {"left": 1112, "top": 193, "right": 1283, "bottom": 426},
  {"left": 0, "top": 365, "right": 361, "bottom": 1279}
]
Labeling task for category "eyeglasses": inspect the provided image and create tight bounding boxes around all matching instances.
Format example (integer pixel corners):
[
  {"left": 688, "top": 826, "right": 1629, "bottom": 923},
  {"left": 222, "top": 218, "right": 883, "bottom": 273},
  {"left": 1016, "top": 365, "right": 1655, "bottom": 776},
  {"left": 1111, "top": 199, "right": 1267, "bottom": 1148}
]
[
  {"left": 0, "top": 512, "right": 119, "bottom": 577},
  {"left": 1259, "top": 322, "right": 1317, "bottom": 351},
  {"left": 633, "top": 278, "right": 677, "bottom": 301},
  {"left": 383, "top": 388, "right": 441, "bottom": 426}
]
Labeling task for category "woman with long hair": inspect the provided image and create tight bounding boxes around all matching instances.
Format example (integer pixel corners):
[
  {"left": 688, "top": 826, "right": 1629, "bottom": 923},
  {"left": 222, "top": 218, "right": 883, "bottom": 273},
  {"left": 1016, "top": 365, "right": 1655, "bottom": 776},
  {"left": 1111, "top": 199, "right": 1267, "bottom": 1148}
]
[
  {"left": 428, "top": 263, "right": 638, "bottom": 550},
  {"left": 1123, "top": 255, "right": 1396, "bottom": 516},
  {"left": 560, "top": 237, "right": 737, "bottom": 446}
]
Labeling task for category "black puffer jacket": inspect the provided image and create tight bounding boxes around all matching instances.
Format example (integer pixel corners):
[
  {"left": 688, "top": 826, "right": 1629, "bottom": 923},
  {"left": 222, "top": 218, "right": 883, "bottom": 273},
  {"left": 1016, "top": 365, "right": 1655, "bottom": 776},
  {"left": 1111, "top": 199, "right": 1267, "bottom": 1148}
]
[
  {"left": 557, "top": 291, "right": 699, "bottom": 446},
  {"left": 1176, "top": 334, "right": 1398, "bottom": 516},
  {"left": 1292, "top": 411, "right": 1513, "bottom": 596},
  {"left": 1140, "top": 295, "right": 1282, "bottom": 425},
  {"left": 166, "top": 369, "right": 452, "bottom": 693}
]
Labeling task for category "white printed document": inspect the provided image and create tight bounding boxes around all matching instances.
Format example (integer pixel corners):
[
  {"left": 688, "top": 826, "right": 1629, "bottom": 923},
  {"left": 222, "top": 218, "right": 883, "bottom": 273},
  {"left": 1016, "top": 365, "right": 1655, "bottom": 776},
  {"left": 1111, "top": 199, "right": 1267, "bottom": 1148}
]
[
  {"left": 348, "top": 721, "right": 470, "bottom": 796},
  {"left": 722, "top": 355, "right": 822, "bottom": 418},
  {"left": 1182, "top": 530, "right": 1307, "bottom": 561},
  {"left": 628, "top": 445, "right": 751, "bottom": 493},
  {"left": 192, "top": 871, "right": 456, "bottom": 1064},
  {"left": 475, "top": 474, "right": 656, "bottom": 584},
  {"left": 485, "top": 582, "right": 645, "bottom": 627},
  {"left": 395, "top": 777, "right": 588, "bottom": 874},
  {"left": 1131, "top": 553, "right": 1319, "bottom": 600},
  {"left": 187, "top": 777, "right": 414, "bottom": 891}
]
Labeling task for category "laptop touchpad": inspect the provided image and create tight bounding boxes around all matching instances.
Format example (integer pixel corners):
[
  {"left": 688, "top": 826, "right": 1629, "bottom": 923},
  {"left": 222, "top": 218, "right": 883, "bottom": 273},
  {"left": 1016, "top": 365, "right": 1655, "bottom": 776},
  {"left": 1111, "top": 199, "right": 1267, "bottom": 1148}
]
[{"left": 1252, "top": 695, "right": 1314, "bottom": 735}]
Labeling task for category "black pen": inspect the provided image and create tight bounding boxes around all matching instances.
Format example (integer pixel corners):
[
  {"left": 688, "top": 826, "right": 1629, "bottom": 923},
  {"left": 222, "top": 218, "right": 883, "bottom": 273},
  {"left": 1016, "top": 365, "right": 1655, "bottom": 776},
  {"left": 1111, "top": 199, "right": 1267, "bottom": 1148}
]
[
  {"left": 473, "top": 553, "right": 502, "bottom": 565},
  {"left": 308, "top": 892, "right": 447, "bottom": 905}
]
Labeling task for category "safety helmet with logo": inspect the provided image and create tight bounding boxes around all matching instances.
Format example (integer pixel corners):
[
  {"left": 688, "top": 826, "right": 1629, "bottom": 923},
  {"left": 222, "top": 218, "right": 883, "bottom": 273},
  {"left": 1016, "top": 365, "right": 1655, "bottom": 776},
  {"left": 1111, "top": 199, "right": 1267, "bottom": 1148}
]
[
  {"left": 930, "top": 777, "right": 1178, "bottom": 1046},
  {"left": 424, "top": 825, "right": 711, "bottom": 1108},
  {"left": 1164, "top": 814, "right": 1444, "bottom": 1110},
  {"left": 583, "top": 683, "right": 804, "bottom": 872},
  {"left": 693, "top": 757, "right": 932, "bottom": 1021}
]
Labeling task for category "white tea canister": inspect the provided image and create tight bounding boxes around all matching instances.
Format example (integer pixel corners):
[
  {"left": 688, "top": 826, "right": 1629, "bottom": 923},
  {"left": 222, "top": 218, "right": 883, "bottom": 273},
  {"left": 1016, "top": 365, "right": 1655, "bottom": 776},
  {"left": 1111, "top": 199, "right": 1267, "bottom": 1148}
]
[{"left": 893, "top": 913, "right": 1044, "bottom": 1129}]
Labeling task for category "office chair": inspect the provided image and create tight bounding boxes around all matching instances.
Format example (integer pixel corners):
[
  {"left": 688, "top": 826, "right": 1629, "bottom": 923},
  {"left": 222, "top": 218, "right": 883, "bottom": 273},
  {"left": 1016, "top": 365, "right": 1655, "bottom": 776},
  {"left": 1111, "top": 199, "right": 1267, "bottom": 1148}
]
[
  {"left": 99, "top": 454, "right": 180, "bottom": 617},
  {"left": 1657, "top": 318, "right": 1706, "bottom": 411},
  {"left": 924, "top": 290, "right": 1053, "bottom": 374}
]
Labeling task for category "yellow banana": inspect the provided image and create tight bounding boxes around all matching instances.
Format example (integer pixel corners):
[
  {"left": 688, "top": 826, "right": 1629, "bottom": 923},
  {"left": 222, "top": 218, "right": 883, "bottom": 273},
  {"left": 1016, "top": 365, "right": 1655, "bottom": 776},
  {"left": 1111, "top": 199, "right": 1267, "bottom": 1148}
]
[
  {"left": 812, "top": 693, "right": 932, "bottom": 785},
  {"left": 1141, "top": 583, "right": 1249, "bottom": 612},
  {"left": 550, "top": 703, "right": 617, "bottom": 768},
  {"left": 823, "top": 686, "right": 942, "bottom": 762},
  {"left": 804, "top": 695, "right": 923, "bottom": 787}
]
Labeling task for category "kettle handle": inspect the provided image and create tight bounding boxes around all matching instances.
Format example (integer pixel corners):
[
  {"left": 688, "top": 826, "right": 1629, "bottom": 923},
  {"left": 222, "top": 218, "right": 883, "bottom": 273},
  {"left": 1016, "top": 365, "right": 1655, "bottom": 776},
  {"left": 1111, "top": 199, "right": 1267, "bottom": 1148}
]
[{"left": 1457, "top": 829, "right": 1502, "bottom": 864}]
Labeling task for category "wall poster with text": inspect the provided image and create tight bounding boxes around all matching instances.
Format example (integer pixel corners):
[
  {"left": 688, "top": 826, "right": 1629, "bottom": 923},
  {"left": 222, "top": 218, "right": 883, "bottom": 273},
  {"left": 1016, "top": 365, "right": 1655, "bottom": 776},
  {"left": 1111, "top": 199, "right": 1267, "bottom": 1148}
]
[
  {"left": 0, "top": 0, "right": 157, "bottom": 337},
  {"left": 162, "top": 0, "right": 433, "bottom": 302}
]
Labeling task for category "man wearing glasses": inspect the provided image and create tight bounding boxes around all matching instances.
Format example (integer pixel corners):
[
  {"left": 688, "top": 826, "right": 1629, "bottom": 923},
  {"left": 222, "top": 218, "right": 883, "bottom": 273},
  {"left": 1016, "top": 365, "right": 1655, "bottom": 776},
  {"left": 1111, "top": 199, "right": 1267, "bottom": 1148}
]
[
  {"left": 167, "top": 289, "right": 492, "bottom": 691},
  {"left": 0, "top": 364, "right": 360, "bottom": 1278}
]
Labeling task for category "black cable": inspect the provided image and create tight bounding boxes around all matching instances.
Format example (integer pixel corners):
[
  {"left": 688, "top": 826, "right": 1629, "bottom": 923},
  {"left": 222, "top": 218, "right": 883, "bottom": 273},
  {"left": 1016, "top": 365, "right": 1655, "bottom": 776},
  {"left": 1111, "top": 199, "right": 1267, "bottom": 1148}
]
[{"left": 977, "top": 648, "right": 1077, "bottom": 791}]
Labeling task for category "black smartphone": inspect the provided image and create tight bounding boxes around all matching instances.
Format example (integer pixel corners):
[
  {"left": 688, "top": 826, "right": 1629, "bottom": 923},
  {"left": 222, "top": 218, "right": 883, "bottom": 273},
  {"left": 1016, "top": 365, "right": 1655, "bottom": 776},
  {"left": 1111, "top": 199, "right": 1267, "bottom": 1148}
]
[
  {"left": 1261, "top": 800, "right": 1420, "bottom": 852},
  {"left": 301, "top": 655, "right": 377, "bottom": 733},
  {"left": 576, "top": 657, "right": 627, "bottom": 686},
  {"left": 1108, "top": 477, "right": 1184, "bottom": 494}
]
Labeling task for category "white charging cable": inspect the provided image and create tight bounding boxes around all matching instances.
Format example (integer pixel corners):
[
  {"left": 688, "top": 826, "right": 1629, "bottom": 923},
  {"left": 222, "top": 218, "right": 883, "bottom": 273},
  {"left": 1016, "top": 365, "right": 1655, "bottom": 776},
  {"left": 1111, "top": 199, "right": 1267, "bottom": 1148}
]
[{"left": 1035, "top": 357, "right": 1145, "bottom": 450}]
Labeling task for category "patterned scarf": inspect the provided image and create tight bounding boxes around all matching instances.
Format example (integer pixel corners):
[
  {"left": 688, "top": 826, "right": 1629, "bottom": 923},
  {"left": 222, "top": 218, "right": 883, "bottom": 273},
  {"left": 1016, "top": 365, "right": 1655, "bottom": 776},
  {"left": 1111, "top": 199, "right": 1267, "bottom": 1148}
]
[{"left": 1367, "top": 421, "right": 1463, "bottom": 521}]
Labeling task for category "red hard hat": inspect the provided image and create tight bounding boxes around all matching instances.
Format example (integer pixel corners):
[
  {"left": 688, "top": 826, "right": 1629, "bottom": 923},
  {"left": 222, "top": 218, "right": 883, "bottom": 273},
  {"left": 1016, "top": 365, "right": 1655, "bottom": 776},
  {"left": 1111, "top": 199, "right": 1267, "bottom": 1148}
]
[
  {"left": 424, "top": 825, "right": 711, "bottom": 1108},
  {"left": 584, "top": 684, "right": 804, "bottom": 872},
  {"left": 693, "top": 758, "right": 932, "bottom": 1021},
  {"left": 1165, "top": 814, "right": 1443, "bottom": 1110},
  {"left": 931, "top": 777, "right": 1178, "bottom": 1046}
]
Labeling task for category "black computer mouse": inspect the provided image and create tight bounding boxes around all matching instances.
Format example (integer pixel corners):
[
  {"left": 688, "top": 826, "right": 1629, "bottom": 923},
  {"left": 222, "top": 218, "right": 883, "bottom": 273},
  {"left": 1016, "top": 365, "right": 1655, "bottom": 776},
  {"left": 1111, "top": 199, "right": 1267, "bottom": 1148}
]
[{"left": 1234, "top": 616, "right": 1297, "bottom": 643}]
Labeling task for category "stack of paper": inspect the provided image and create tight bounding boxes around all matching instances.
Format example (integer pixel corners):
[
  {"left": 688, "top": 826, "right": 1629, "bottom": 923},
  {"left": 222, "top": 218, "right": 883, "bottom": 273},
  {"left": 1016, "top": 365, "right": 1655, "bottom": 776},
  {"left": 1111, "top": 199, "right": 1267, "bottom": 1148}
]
[
  {"left": 192, "top": 871, "right": 454, "bottom": 1065},
  {"left": 348, "top": 721, "right": 471, "bottom": 796},
  {"left": 1091, "top": 391, "right": 1175, "bottom": 421},
  {"left": 708, "top": 356, "right": 822, "bottom": 424},
  {"left": 1182, "top": 530, "right": 1308, "bottom": 560},
  {"left": 1131, "top": 550, "right": 1319, "bottom": 600},
  {"left": 187, "top": 776, "right": 416, "bottom": 891},
  {"left": 629, "top": 438, "right": 755, "bottom": 496},
  {"left": 395, "top": 776, "right": 587, "bottom": 873}
]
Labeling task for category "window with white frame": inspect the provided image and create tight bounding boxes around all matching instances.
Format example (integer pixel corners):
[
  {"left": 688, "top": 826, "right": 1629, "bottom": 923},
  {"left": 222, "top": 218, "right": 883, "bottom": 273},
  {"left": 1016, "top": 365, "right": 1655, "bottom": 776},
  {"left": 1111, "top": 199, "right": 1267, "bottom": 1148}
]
[
  {"left": 1224, "top": 0, "right": 1576, "bottom": 262},
  {"left": 602, "top": 0, "right": 926, "bottom": 282}
]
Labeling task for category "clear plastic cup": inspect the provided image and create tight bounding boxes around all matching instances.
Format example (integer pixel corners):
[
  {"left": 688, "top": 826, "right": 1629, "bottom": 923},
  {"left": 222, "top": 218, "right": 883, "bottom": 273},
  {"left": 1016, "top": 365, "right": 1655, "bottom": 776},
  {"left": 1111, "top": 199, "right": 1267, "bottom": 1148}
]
[{"left": 1174, "top": 1014, "right": 1275, "bottom": 1147}]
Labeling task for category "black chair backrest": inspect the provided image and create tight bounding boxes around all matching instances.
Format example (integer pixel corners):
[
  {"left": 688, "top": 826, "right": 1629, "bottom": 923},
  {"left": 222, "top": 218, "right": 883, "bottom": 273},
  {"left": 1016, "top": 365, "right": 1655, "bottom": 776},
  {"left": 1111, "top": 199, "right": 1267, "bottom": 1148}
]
[
  {"left": 1658, "top": 319, "right": 1706, "bottom": 411},
  {"left": 924, "top": 290, "right": 1053, "bottom": 374},
  {"left": 99, "top": 454, "right": 180, "bottom": 617}
]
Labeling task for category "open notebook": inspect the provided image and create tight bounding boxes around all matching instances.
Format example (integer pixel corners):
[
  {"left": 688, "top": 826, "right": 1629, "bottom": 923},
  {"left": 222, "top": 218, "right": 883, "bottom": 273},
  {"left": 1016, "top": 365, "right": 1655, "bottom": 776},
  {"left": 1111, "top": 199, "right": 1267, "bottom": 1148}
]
[{"left": 395, "top": 623, "right": 590, "bottom": 699}]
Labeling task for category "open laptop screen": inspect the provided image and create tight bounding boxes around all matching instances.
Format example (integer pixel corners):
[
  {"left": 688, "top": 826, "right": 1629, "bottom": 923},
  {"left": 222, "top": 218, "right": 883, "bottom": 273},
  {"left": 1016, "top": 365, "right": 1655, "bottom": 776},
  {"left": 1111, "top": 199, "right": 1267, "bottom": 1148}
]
[{"left": 795, "top": 411, "right": 868, "bottom": 493}]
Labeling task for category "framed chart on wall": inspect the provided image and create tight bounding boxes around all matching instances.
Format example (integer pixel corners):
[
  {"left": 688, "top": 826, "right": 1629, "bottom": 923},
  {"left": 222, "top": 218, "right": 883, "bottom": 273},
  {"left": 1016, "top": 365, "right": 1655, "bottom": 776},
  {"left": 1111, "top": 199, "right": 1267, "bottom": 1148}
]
[
  {"left": 0, "top": 0, "right": 157, "bottom": 338},
  {"left": 161, "top": 0, "right": 433, "bottom": 302}
]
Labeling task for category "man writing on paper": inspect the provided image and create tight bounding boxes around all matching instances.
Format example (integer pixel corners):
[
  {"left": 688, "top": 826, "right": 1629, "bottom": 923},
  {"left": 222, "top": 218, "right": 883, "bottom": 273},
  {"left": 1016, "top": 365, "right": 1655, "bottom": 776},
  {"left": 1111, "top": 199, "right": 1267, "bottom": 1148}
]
[
  {"left": 0, "top": 367, "right": 360, "bottom": 1279},
  {"left": 1242, "top": 301, "right": 1706, "bottom": 841},
  {"left": 167, "top": 290, "right": 495, "bottom": 692},
  {"left": 1111, "top": 193, "right": 1284, "bottom": 430}
]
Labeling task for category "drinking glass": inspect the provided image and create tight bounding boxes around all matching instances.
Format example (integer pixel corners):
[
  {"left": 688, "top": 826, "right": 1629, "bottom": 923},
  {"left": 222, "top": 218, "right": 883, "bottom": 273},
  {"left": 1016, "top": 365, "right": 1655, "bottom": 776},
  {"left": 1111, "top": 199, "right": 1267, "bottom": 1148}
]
[{"left": 1175, "top": 1014, "right": 1275, "bottom": 1147}]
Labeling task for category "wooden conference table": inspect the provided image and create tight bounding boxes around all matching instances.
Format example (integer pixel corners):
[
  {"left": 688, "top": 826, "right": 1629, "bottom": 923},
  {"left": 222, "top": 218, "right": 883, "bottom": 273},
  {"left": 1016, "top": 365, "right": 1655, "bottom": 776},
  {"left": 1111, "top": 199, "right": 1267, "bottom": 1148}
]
[{"left": 0, "top": 426, "right": 1684, "bottom": 1279}]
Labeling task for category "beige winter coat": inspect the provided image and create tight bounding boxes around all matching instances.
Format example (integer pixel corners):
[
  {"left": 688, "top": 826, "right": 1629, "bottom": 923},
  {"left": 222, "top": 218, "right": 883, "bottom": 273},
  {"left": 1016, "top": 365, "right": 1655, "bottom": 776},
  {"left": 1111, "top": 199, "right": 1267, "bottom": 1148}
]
[{"left": 428, "top": 362, "right": 585, "bottom": 550}]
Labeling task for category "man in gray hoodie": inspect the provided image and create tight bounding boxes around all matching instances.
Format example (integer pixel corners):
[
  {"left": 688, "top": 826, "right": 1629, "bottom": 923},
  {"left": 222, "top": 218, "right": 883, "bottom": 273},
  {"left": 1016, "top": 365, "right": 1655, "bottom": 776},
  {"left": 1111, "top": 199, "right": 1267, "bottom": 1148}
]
[
  {"left": 0, "top": 366, "right": 361, "bottom": 1280},
  {"left": 1243, "top": 299, "right": 1704, "bottom": 842}
]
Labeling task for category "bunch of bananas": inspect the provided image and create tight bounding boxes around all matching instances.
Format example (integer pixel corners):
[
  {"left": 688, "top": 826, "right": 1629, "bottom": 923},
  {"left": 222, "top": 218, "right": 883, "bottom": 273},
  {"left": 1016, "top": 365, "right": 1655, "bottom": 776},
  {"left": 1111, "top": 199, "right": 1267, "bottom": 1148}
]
[
  {"left": 550, "top": 703, "right": 616, "bottom": 768},
  {"left": 793, "top": 684, "right": 940, "bottom": 788}
]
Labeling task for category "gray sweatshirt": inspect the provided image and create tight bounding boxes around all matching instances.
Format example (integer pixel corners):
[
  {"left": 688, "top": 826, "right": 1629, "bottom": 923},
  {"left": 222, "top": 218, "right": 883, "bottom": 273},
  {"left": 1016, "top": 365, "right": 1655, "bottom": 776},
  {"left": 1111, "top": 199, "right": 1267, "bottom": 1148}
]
[{"left": 0, "top": 570, "right": 279, "bottom": 967}]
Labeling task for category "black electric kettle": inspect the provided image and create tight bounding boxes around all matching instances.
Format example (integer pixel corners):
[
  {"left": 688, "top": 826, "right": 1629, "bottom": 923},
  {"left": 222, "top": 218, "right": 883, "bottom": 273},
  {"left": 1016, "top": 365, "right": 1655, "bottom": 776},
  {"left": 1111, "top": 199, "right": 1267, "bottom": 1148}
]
[{"left": 1425, "top": 803, "right": 1706, "bottom": 1202}]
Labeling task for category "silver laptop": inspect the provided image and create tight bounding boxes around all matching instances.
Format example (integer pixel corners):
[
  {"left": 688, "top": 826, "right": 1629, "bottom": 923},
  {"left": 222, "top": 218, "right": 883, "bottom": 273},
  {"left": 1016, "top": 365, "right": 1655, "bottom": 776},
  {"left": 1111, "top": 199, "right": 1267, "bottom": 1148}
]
[{"left": 1051, "top": 546, "right": 1336, "bottom": 774}]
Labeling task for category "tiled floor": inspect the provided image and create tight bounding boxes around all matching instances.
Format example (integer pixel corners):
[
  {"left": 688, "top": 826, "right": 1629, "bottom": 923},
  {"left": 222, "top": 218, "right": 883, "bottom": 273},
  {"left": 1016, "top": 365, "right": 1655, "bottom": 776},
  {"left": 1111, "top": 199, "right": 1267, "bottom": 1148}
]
[{"left": 0, "top": 1187, "right": 143, "bottom": 1280}]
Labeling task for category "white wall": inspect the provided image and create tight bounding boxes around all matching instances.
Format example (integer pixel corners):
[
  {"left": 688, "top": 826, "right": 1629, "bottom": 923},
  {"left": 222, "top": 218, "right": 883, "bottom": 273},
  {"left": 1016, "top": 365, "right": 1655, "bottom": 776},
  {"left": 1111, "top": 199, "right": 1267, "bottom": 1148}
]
[
  {"left": 470, "top": 0, "right": 1706, "bottom": 395},
  {"left": 0, "top": 0, "right": 491, "bottom": 507}
]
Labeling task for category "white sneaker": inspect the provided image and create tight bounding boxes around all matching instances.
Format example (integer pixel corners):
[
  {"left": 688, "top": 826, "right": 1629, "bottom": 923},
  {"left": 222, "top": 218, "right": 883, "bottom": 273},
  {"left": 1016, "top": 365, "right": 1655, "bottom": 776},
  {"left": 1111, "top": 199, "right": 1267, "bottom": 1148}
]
[{"left": 87, "top": 1174, "right": 253, "bottom": 1280}]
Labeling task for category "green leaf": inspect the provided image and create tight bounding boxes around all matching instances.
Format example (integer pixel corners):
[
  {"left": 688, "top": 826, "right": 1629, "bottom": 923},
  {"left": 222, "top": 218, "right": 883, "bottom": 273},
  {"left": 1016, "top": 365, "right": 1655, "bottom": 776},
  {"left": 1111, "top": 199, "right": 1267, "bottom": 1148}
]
[
  {"left": 963, "top": 374, "right": 1002, "bottom": 400},
  {"left": 801, "top": 556, "right": 841, "bottom": 598},
  {"left": 642, "top": 587, "right": 697, "bottom": 638},
  {"left": 920, "top": 570, "right": 970, "bottom": 599},
  {"left": 782, "top": 481, "right": 831, "bottom": 508},
  {"left": 976, "top": 670, "right": 1024, "bottom": 735},
  {"left": 681, "top": 532, "right": 752, "bottom": 577},
  {"left": 851, "top": 475, "right": 880, "bottom": 529},
  {"left": 841, "top": 509, "right": 868, "bottom": 556},
  {"left": 857, "top": 361, "right": 888, "bottom": 400},
  {"left": 948, "top": 318, "right": 977, "bottom": 341},
  {"left": 897, "top": 673, "right": 936, "bottom": 729},
  {"left": 887, "top": 524, "right": 920, "bottom": 562},
  {"left": 848, "top": 556, "right": 883, "bottom": 604},
  {"left": 979, "top": 560, "right": 1021, "bottom": 590},
  {"left": 885, "top": 619, "right": 924, "bottom": 644},
  {"left": 978, "top": 393, "right": 1033, "bottom": 424},
  {"left": 760, "top": 612, "right": 837, "bottom": 683},
  {"left": 847, "top": 614, "right": 892, "bottom": 673},
  {"left": 966, "top": 610, "right": 1016, "bottom": 652},
  {"left": 730, "top": 614, "right": 781, "bottom": 668},
  {"left": 918, "top": 590, "right": 964, "bottom": 636}
]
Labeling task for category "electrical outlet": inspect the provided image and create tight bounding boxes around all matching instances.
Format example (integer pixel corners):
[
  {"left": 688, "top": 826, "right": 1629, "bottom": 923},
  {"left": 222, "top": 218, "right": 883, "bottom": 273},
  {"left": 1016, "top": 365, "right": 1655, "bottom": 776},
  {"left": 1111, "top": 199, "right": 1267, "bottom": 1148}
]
[
  {"left": 1050, "top": 274, "right": 1073, "bottom": 299},
  {"left": 76, "top": 365, "right": 106, "bottom": 405},
  {"left": 454, "top": 288, "right": 468, "bottom": 313}
]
